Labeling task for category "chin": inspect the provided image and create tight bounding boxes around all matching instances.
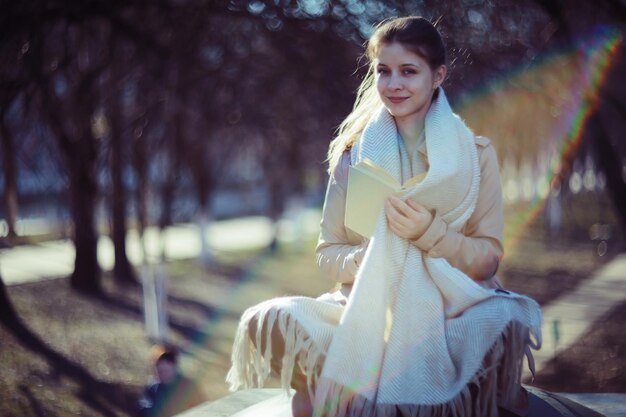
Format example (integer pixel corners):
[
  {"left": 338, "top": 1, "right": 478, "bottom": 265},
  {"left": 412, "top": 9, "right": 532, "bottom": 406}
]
[
  {"left": 383, "top": 106, "right": 404, "bottom": 117},
  {"left": 387, "top": 110, "right": 413, "bottom": 119}
]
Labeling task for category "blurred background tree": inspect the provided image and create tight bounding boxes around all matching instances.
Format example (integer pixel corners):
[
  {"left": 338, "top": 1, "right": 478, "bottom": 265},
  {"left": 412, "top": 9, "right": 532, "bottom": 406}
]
[{"left": 1, "top": 0, "right": 625, "bottom": 297}]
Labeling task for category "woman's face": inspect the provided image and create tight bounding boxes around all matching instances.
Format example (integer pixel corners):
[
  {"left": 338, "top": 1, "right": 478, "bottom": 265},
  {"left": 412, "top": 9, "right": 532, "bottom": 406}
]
[{"left": 375, "top": 42, "right": 445, "bottom": 123}]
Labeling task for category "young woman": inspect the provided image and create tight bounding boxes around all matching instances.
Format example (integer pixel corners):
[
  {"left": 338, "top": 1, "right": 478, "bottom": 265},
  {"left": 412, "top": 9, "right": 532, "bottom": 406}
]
[{"left": 228, "top": 16, "right": 542, "bottom": 417}]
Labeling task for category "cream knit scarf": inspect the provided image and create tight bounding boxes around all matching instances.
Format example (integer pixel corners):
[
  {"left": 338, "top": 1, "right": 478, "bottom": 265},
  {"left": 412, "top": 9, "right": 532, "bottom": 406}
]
[{"left": 228, "top": 89, "right": 542, "bottom": 417}]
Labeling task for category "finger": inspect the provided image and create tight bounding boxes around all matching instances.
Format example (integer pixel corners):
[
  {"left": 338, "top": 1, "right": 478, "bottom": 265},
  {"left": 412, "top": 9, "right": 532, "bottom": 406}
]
[
  {"left": 390, "top": 198, "right": 426, "bottom": 230},
  {"left": 386, "top": 217, "right": 409, "bottom": 238},
  {"left": 388, "top": 196, "right": 415, "bottom": 218},
  {"left": 387, "top": 211, "right": 414, "bottom": 237},
  {"left": 385, "top": 200, "right": 413, "bottom": 229},
  {"left": 405, "top": 199, "right": 427, "bottom": 213}
]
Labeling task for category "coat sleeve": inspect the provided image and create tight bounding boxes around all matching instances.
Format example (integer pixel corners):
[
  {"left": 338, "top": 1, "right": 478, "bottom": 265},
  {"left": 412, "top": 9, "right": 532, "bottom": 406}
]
[
  {"left": 410, "top": 137, "right": 504, "bottom": 281},
  {"left": 315, "top": 152, "right": 368, "bottom": 284}
]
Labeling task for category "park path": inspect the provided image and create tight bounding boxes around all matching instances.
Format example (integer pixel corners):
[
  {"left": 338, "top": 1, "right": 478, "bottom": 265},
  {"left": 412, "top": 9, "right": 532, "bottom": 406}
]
[
  {"left": 525, "top": 253, "right": 626, "bottom": 378},
  {"left": 0, "top": 210, "right": 322, "bottom": 286}
]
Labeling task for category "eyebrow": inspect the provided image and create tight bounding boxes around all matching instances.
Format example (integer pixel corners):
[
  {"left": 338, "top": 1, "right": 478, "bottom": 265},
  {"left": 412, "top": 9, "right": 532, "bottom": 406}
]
[{"left": 376, "top": 63, "right": 420, "bottom": 68}]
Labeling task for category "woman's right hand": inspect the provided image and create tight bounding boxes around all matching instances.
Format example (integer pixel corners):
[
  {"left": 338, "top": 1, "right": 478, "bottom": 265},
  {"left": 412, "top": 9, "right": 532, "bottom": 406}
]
[{"left": 385, "top": 196, "right": 433, "bottom": 240}]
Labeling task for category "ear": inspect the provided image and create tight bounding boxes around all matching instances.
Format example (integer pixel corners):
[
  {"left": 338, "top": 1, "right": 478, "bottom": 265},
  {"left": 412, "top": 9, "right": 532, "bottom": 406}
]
[{"left": 433, "top": 65, "right": 447, "bottom": 89}]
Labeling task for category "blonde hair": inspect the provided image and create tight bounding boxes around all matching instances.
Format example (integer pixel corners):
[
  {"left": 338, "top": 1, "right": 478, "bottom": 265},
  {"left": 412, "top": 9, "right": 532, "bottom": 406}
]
[
  {"left": 326, "top": 63, "right": 381, "bottom": 175},
  {"left": 326, "top": 16, "right": 446, "bottom": 175}
]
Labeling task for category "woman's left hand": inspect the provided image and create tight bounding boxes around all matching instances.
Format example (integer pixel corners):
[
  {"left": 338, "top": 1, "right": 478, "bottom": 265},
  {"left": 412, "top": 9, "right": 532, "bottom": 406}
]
[{"left": 385, "top": 196, "right": 433, "bottom": 240}]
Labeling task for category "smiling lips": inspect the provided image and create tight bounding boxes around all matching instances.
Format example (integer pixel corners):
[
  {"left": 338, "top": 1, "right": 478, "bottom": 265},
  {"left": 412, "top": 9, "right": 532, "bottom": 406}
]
[{"left": 387, "top": 96, "right": 409, "bottom": 104}]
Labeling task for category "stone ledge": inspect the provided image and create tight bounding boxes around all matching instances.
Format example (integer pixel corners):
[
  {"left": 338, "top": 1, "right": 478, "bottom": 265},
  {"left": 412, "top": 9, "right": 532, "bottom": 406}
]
[
  {"left": 178, "top": 388, "right": 626, "bottom": 417},
  {"left": 176, "top": 389, "right": 290, "bottom": 417},
  {"left": 557, "top": 393, "right": 626, "bottom": 417}
]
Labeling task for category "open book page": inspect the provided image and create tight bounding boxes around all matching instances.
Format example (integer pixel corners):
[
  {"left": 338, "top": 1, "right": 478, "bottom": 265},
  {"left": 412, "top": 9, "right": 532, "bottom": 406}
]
[{"left": 344, "top": 159, "right": 426, "bottom": 237}]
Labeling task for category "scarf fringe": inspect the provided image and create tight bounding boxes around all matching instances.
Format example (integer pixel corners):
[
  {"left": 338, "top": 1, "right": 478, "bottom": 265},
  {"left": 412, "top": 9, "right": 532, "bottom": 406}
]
[
  {"left": 312, "top": 320, "right": 533, "bottom": 417},
  {"left": 228, "top": 300, "right": 536, "bottom": 417},
  {"left": 226, "top": 300, "right": 326, "bottom": 398}
]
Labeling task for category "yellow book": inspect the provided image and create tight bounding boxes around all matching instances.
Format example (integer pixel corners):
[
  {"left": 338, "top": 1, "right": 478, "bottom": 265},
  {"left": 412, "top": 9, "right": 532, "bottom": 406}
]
[{"left": 344, "top": 158, "right": 426, "bottom": 237}]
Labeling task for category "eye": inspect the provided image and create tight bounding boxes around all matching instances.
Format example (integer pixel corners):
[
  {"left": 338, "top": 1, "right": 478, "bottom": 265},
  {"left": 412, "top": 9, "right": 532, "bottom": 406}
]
[
  {"left": 402, "top": 69, "right": 417, "bottom": 75},
  {"left": 376, "top": 67, "right": 389, "bottom": 75}
]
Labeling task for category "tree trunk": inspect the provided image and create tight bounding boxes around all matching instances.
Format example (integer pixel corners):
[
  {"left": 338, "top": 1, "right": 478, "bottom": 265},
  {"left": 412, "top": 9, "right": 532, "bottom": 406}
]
[
  {"left": 42, "top": 67, "right": 103, "bottom": 294},
  {"left": 133, "top": 133, "right": 149, "bottom": 239},
  {"left": 265, "top": 156, "right": 285, "bottom": 253},
  {"left": 68, "top": 141, "right": 101, "bottom": 294},
  {"left": 0, "top": 119, "right": 18, "bottom": 241},
  {"left": 588, "top": 113, "right": 626, "bottom": 246},
  {"left": 110, "top": 101, "right": 136, "bottom": 285},
  {"left": 186, "top": 125, "right": 214, "bottom": 267},
  {"left": 134, "top": 142, "right": 150, "bottom": 269},
  {"left": 159, "top": 166, "right": 176, "bottom": 231},
  {"left": 0, "top": 273, "right": 19, "bottom": 329},
  {"left": 197, "top": 206, "right": 213, "bottom": 267},
  {"left": 159, "top": 113, "right": 184, "bottom": 231}
]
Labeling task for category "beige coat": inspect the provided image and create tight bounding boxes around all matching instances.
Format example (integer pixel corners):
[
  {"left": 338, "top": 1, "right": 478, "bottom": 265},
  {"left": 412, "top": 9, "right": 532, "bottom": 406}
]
[{"left": 316, "top": 136, "right": 504, "bottom": 296}]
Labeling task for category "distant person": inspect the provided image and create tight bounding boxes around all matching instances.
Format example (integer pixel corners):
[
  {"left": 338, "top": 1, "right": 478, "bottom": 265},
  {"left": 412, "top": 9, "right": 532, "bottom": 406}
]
[
  {"left": 137, "top": 346, "right": 206, "bottom": 417},
  {"left": 228, "top": 16, "right": 542, "bottom": 417}
]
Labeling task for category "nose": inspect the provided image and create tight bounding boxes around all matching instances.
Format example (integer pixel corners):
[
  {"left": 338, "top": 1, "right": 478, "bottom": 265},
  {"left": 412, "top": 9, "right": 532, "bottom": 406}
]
[{"left": 387, "top": 72, "right": 402, "bottom": 90}]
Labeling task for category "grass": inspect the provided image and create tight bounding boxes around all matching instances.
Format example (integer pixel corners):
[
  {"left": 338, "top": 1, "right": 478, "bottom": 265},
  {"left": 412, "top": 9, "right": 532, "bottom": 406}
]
[{"left": 1, "top": 189, "right": 624, "bottom": 416}]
